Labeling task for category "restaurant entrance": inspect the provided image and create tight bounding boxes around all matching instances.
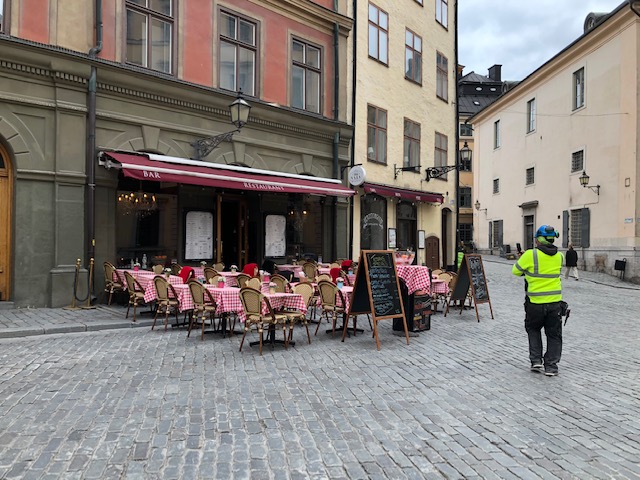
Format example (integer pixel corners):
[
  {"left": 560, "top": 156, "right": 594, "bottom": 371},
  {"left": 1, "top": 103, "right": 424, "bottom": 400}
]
[
  {"left": 218, "top": 195, "right": 248, "bottom": 269},
  {"left": 0, "top": 145, "right": 12, "bottom": 301}
]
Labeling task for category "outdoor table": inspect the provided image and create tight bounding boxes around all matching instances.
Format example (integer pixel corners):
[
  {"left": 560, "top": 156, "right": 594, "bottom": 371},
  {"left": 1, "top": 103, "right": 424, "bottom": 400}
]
[
  {"left": 117, "top": 269, "right": 183, "bottom": 290},
  {"left": 395, "top": 265, "right": 432, "bottom": 294},
  {"left": 142, "top": 274, "right": 185, "bottom": 303}
]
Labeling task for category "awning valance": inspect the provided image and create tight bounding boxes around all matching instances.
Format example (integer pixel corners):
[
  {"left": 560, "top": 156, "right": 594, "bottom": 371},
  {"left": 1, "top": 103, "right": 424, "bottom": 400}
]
[
  {"left": 101, "top": 152, "right": 355, "bottom": 197},
  {"left": 362, "top": 182, "right": 443, "bottom": 204}
]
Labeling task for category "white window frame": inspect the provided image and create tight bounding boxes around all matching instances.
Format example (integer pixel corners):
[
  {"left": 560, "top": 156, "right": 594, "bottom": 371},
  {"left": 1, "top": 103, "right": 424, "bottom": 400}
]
[
  {"left": 436, "top": 0, "right": 448, "bottom": 28},
  {"left": 573, "top": 67, "right": 585, "bottom": 110},
  {"left": 526, "top": 98, "right": 536, "bottom": 133},
  {"left": 494, "top": 120, "right": 501, "bottom": 149}
]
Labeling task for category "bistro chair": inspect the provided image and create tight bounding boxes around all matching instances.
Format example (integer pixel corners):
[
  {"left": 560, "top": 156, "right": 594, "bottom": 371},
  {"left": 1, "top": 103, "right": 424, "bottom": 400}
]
[
  {"left": 246, "top": 277, "right": 262, "bottom": 291},
  {"left": 329, "top": 262, "right": 341, "bottom": 269},
  {"left": 238, "top": 287, "right": 288, "bottom": 355},
  {"left": 316, "top": 274, "right": 331, "bottom": 283},
  {"left": 340, "top": 270, "right": 352, "bottom": 286},
  {"left": 236, "top": 273, "right": 251, "bottom": 288},
  {"left": 103, "top": 261, "right": 125, "bottom": 305},
  {"left": 171, "top": 263, "right": 182, "bottom": 276},
  {"left": 302, "top": 261, "right": 317, "bottom": 280},
  {"left": 123, "top": 271, "right": 146, "bottom": 322},
  {"left": 431, "top": 269, "right": 443, "bottom": 277},
  {"left": 187, "top": 279, "right": 218, "bottom": 340},
  {"left": 270, "top": 273, "right": 289, "bottom": 293},
  {"left": 152, "top": 264, "right": 164, "bottom": 274},
  {"left": 213, "top": 262, "right": 225, "bottom": 272},
  {"left": 285, "top": 282, "right": 313, "bottom": 344},
  {"left": 152, "top": 275, "right": 181, "bottom": 331},
  {"left": 433, "top": 272, "right": 453, "bottom": 311},
  {"left": 203, "top": 267, "right": 219, "bottom": 284},
  {"left": 315, "top": 280, "right": 346, "bottom": 337},
  {"left": 178, "top": 266, "right": 195, "bottom": 283}
]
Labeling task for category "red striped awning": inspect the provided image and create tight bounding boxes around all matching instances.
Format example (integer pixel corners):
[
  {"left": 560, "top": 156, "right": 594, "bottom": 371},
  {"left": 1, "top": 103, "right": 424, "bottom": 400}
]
[
  {"left": 101, "top": 152, "right": 355, "bottom": 197},
  {"left": 362, "top": 182, "right": 443, "bottom": 203}
]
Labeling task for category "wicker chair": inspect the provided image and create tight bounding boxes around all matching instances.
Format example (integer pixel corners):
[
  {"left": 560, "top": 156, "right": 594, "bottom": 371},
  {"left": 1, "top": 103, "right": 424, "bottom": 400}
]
[
  {"left": 315, "top": 280, "right": 346, "bottom": 337},
  {"left": 203, "top": 267, "right": 219, "bottom": 284},
  {"left": 236, "top": 273, "right": 251, "bottom": 288},
  {"left": 152, "top": 275, "right": 181, "bottom": 331},
  {"left": 302, "top": 261, "right": 318, "bottom": 280},
  {"left": 187, "top": 279, "right": 218, "bottom": 340},
  {"left": 316, "top": 274, "right": 331, "bottom": 283},
  {"left": 152, "top": 264, "right": 164, "bottom": 274},
  {"left": 213, "top": 262, "right": 225, "bottom": 272},
  {"left": 270, "top": 273, "right": 289, "bottom": 293},
  {"left": 246, "top": 277, "right": 262, "bottom": 290},
  {"left": 123, "top": 271, "right": 146, "bottom": 322},
  {"left": 285, "top": 282, "right": 313, "bottom": 344},
  {"left": 170, "top": 263, "right": 182, "bottom": 276},
  {"left": 238, "top": 287, "right": 288, "bottom": 355},
  {"left": 103, "top": 262, "right": 125, "bottom": 305}
]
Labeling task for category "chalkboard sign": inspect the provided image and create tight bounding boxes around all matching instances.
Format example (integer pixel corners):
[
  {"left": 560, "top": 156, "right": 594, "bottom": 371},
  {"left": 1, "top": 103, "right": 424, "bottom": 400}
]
[
  {"left": 446, "top": 254, "right": 494, "bottom": 321},
  {"left": 346, "top": 250, "right": 409, "bottom": 350}
]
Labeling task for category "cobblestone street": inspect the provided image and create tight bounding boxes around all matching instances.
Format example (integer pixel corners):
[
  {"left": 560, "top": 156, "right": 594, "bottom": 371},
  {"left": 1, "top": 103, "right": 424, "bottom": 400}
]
[{"left": 1, "top": 258, "right": 639, "bottom": 479}]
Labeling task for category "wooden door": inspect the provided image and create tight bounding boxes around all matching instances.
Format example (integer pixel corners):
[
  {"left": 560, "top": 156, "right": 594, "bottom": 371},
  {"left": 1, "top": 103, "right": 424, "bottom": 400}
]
[
  {"left": 425, "top": 236, "right": 440, "bottom": 270},
  {"left": 0, "top": 146, "right": 12, "bottom": 301},
  {"left": 217, "top": 194, "right": 248, "bottom": 268}
]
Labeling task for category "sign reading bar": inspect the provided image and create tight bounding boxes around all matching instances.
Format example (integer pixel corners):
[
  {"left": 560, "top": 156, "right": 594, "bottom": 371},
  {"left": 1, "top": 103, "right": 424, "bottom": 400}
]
[
  {"left": 445, "top": 254, "right": 494, "bottom": 322},
  {"left": 345, "top": 250, "right": 409, "bottom": 350}
]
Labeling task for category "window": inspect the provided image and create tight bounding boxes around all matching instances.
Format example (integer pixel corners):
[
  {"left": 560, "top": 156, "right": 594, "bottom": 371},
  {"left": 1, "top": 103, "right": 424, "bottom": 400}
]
[
  {"left": 405, "top": 30, "right": 422, "bottom": 84},
  {"left": 459, "top": 223, "right": 473, "bottom": 246},
  {"left": 403, "top": 119, "right": 420, "bottom": 169},
  {"left": 126, "top": 0, "right": 173, "bottom": 73},
  {"left": 564, "top": 208, "right": 590, "bottom": 248},
  {"left": 367, "top": 105, "right": 387, "bottom": 164},
  {"left": 219, "top": 11, "right": 257, "bottom": 96},
  {"left": 0, "top": 0, "right": 7, "bottom": 32},
  {"left": 459, "top": 123, "right": 473, "bottom": 137},
  {"left": 292, "top": 39, "right": 321, "bottom": 113},
  {"left": 494, "top": 120, "right": 501, "bottom": 149},
  {"left": 525, "top": 167, "right": 535, "bottom": 185},
  {"left": 436, "top": 52, "right": 448, "bottom": 101},
  {"left": 526, "top": 98, "right": 536, "bottom": 133},
  {"left": 434, "top": 132, "right": 448, "bottom": 178},
  {"left": 491, "top": 220, "right": 503, "bottom": 248},
  {"left": 571, "top": 150, "right": 584, "bottom": 173},
  {"left": 368, "top": 4, "right": 388, "bottom": 64},
  {"left": 493, "top": 178, "right": 500, "bottom": 194},
  {"left": 573, "top": 67, "right": 585, "bottom": 110},
  {"left": 570, "top": 209, "right": 583, "bottom": 246},
  {"left": 436, "top": 0, "right": 448, "bottom": 27},
  {"left": 459, "top": 187, "right": 472, "bottom": 208}
]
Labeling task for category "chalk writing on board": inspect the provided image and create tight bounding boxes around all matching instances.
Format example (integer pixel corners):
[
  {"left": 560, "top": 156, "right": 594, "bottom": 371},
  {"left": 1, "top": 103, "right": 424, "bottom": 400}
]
[{"left": 468, "top": 256, "right": 488, "bottom": 301}]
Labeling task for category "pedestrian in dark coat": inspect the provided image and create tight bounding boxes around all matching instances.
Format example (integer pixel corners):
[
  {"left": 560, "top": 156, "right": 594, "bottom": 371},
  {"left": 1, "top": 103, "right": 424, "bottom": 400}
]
[{"left": 565, "top": 244, "right": 579, "bottom": 281}]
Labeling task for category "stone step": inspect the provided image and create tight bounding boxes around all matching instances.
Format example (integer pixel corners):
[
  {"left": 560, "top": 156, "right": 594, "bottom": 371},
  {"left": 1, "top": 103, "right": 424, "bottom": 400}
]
[{"left": 0, "top": 302, "right": 15, "bottom": 310}]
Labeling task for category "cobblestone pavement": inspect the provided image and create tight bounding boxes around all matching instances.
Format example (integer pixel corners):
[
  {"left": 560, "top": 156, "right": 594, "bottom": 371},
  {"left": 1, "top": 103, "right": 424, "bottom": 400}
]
[{"left": 0, "top": 257, "right": 639, "bottom": 479}]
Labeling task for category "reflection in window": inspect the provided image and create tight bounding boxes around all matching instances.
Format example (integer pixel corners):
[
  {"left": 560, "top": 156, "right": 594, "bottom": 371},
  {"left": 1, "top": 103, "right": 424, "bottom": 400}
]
[
  {"left": 291, "top": 39, "right": 321, "bottom": 113},
  {"left": 405, "top": 29, "right": 422, "bottom": 84},
  {"left": 434, "top": 132, "right": 447, "bottom": 178},
  {"left": 367, "top": 105, "right": 387, "bottom": 164},
  {"left": 436, "top": 52, "right": 448, "bottom": 101},
  {"left": 219, "top": 11, "right": 256, "bottom": 95},
  {"left": 126, "top": 0, "right": 173, "bottom": 73},
  {"left": 403, "top": 119, "right": 420, "bottom": 169}
]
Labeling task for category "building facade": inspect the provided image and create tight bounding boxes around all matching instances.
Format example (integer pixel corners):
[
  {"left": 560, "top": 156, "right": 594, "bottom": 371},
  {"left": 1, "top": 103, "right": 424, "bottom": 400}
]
[
  {"left": 348, "top": 0, "right": 457, "bottom": 270},
  {"left": 471, "top": 5, "right": 640, "bottom": 283},
  {"left": 0, "top": 0, "right": 355, "bottom": 307}
]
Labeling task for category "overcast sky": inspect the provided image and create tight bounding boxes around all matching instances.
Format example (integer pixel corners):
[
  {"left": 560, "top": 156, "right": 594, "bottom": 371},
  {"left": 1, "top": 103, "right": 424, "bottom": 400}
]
[{"left": 459, "top": 0, "right": 625, "bottom": 81}]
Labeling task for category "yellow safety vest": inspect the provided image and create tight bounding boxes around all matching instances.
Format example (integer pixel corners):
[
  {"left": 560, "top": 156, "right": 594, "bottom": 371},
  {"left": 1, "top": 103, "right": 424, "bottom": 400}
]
[{"left": 512, "top": 248, "right": 563, "bottom": 304}]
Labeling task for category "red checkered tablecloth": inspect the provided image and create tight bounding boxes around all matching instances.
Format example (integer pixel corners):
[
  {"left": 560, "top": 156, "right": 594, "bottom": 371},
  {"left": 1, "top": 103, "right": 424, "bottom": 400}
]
[
  {"left": 395, "top": 265, "right": 432, "bottom": 295},
  {"left": 431, "top": 279, "right": 449, "bottom": 294},
  {"left": 142, "top": 275, "right": 185, "bottom": 303},
  {"left": 117, "top": 269, "right": 183, "bottom": 291}
]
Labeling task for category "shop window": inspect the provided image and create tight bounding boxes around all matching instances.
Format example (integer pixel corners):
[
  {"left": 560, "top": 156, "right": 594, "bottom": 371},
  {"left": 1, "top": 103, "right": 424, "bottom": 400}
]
[{"left": 360, "top": 194, "right": 387, "bottom": 250}]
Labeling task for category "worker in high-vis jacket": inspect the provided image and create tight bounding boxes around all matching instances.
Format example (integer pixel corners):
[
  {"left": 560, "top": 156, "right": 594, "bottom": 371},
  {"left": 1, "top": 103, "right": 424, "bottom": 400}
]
[{"left": 512, "top": 225, "right": 564, "bottom": 376}]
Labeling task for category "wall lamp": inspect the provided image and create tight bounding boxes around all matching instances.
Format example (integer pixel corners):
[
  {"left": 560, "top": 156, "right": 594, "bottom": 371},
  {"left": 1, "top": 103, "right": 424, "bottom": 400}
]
[
  {"left": 191, "top": 91, "right": 251, "bottom": 160},
  {"left": 579, "top": 171, "right": 600, "bottom": 195},
  {"left": 394, "top": 164, "right": 421, "bottom": 179},
  {"left": 630, "top": 0, "right": 640, "bottom": 17},
  {"left": 425, "top": 141, "right": 471, "bottom": 181},
  {"left": 474, "top": 200, "right": 487, "bottom": 213}
]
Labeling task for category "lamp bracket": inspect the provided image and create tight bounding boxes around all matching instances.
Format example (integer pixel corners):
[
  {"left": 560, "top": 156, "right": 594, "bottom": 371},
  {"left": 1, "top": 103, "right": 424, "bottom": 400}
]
[
  {"left": 585, "top": 185, "right": 600, "bottom": 195},
  {"left": 394, "top": 164, "right": 421, "bottom": 179},
  {"left": 191, "top": 129, "right": 240, "bottom": 160},
  {"left": 424, "top": 165, "right": 458, "bottom": 181}
]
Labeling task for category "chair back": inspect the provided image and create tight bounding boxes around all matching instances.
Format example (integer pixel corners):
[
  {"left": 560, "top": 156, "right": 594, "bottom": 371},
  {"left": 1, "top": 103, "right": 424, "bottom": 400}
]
[
  {"left": 171, "top": 263, "right": 182, "bottom": 276},
  {"left": 340, "top": 270, "right": 352, "bottom": 286},
  {"left": 104, "top": 261, "right": 117, "bottom": 283},
  {"left": 270, "top": 274, "right": 289, "bottom": 293},
  {"left": 236, "top": 273, "right": 251, "bottom": 288},
  {"left": 188, "top": 279, "right": 205, "bottom": 306},
  {"left": 431, "top": 269, "right": 443, "bottom": 277},
  {"left": 316, "top": 274, "right": 331, "bottom": 283},
  {"left": 302, "top": 262, "right": 317, "bottom": 279},
  {"left": 329, "top": 262, "right": 341, "bottom": 269},
  {"left": 213, "top": 262, "right": 225, "bottom": 272},
  {"left": 239, "top": 286, "right": 264, "bottom": 319},
  {"left": 246, "top": 277, "right": 261, "bottom": 290},
  {"left": 124, "top": 271, "right": 143, "bottom": 293},
  {"left": 292, "top": 282, "right": 314, "bottom": 308},
  {"left": 437, "top": 272, "right": 453, "bottom": 286},
  {"left": 152, "top": 264, "right": 164, "bottom": 274},
  {"left": 203, "top": 267, "right": 219, "bottom": 283},
  {"left": 317, "top": 280, "right": 338, "bottom": 308},
  {"left": 153, "top": 275, "right": 173, "bottom": 302}
]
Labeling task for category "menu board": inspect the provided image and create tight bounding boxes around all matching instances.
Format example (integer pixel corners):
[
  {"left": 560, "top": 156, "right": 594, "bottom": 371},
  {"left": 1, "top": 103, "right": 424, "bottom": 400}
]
[
  {"left": 184, "top": 210, "right": 214, "bottom": 260},
  {"left": 265, "top": 214, "right": 286, "bottom": 257},
  {"left": 446, "top": 254, "right": 493, "bottom": 321},
  {"left": 348, "top": 250, "right": 409, "bottom": 350}
]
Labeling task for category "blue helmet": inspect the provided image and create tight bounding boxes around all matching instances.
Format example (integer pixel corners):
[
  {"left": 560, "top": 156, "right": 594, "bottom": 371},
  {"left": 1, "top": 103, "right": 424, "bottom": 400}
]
[{"left": 535, "top": 225, "right": 559, "bottom": 241}]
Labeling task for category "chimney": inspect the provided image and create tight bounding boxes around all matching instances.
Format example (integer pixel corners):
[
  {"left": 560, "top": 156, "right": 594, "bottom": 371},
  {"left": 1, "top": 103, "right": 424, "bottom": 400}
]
[{"left": 488, "top": 64, "right": 502, "bottom": 82}]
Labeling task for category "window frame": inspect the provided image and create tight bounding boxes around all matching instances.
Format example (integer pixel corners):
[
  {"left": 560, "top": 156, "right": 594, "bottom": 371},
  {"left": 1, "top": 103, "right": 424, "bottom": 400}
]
[
  {"left": 367, "top": 104, "right": 388, "bottom": 165},
  {"left": 125, "top": 0, "right": 174, "bottom": 74},
  {"left": 404, "top": 29, "right": 423, "bottom": 85},
  {"left": 291, "top": 37, "right": 323, "bottom": 114},
  {"left": 571, "top": 149, "right": 584, "bottom": 173},
  {"left": 368, "top": 3, "right": 389, "bottom": 65},
  {"left": 570, "top": 209, "right": 583, "bottom": 247},
  {"left": 0, "top": 0, "right": 10, "bottom": 34},
  {"left": 459, "top": 123, "right": 473, "bottom": 137},
  {"left": 435, "top": 0, "right": 448, "bottom": 28},
  {"left": 459, "top": 187, "right": 472, "bottom": 208},
  {"left": 494, "top": 120, "right": 501, "bottom": 149},
  {"left": 573, "top": 67, "right": 585, "bottom": 110},
  {"left": 434, "top": 132, "right": 448, "bottom": 180},
  {"left": 403, "top": 118, "right": 421, "bottom": 171},
  {"left": 526, "top": 98, "right": 536, "bottom": 133},
  {"left": 218, "top": 9, "right": 258, "bottom": 97},
  {"left": 493, "top": 178, "right": 500, "bottom": 194},
  {"left": 525, "top": 167, "right": 535, "bottom": 185},
  {"left": 436, "top": 52, "right": 448, "bottom": 101}
]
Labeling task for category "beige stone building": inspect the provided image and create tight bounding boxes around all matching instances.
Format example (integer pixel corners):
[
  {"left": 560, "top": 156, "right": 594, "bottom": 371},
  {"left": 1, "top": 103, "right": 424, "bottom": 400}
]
[
  {"left": 471, "top": 5, "right": 640, "bottom": 282},
  {"left": 347, "top": 0, "right": 457, "bottom": 269}
]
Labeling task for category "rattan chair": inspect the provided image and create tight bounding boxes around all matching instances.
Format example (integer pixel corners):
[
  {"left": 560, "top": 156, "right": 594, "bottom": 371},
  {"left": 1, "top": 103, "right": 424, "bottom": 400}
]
[
  {"left": 103, "top": 262, "right": 125, "bottom": 305},
  {"left": 236, "top": 273, "right": 251, "bottom": 288},
  {"left": 246, "top": 277, "right": 262, "bottom": 290},
  {"left": 315, "top": 280, "right": 346, "bottom": 337},
  {"left": 285, "top": 283, "right": 313, "bottom": 344},
  {"left": 316, "top": 274, "right": 331, "bottom": 283},
  {"left": 270, "top": 273, "right": 289, "bottom": 293},
  {"left": 123, "top": 271, "right": 146, "bottom": 322},
  {"left": 203, "top": 267, "right": 219, "bottom": 284},
  {"left": 302, "top": 261, "right": 318, "bottom": 280},
  {"left": 170, "top": 263, "right": 182, "bottom": 276},
  {"left": 187, "top": 279, "right": 218, "bottom": 340},
  {"left": 152, "top": 264, "right": 164, "bottom": 274},
  {"left": 238, "top": 287, "right": 288, "bottom": 355},
  {"left": 213, "top": 262, "right": 225, "bottom": 272},
  {"left": 152, "top": 275, "right": 181, "bottom": 331}
]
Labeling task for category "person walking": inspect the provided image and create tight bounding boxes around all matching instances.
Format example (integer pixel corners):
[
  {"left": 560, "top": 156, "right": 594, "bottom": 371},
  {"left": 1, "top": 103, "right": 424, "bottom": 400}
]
[
  {"left": 565, "top": 244, "right": 579, "bottom": 281},
  {"left": 512, "top": 225, "right": 564, "bottom": 376}
]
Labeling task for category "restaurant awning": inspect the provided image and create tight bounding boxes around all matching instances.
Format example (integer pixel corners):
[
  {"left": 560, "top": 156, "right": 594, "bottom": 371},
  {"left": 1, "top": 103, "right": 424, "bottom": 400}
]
[
  {"left": 362, "top": 182, "right": 444, "bottom": 203},
  {"left": 100, "top": 151, "right": 355, "bottom": 197}
]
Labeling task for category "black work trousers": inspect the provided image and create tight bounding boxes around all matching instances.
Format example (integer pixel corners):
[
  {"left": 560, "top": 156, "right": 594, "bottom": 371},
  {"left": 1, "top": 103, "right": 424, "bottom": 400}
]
[{"left": 524, "top": 300, "right": 562, "bottom": 373}]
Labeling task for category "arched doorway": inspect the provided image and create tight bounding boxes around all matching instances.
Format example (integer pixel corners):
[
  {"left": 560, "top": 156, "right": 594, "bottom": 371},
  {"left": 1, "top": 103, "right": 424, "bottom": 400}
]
[{"left": 0, "top": 144, "right": 13, "bottom": 301}]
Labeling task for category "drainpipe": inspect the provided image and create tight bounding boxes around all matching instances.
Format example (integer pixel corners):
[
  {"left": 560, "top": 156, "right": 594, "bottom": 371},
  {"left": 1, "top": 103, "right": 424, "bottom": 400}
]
[
  {"left": 454, "top": 0, "right": 461, "bottom": 269},
  {"left": 332, "top": 4, "right": 340, "bottom": 261},
  {"left": 332, "top": 133, "right": 340, "bottom": 262},
  {"left": 348, "top": 0, "right": 357, "bottom": 260},
  {"left": 87, "top": 0, "right": 102, "bottom": 272}
]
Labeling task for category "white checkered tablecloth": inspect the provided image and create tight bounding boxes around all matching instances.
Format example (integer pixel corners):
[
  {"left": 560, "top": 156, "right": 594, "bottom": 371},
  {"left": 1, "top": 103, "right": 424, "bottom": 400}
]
[{"left": 395, "top": 265, "right": 432, "bottom": 295}]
